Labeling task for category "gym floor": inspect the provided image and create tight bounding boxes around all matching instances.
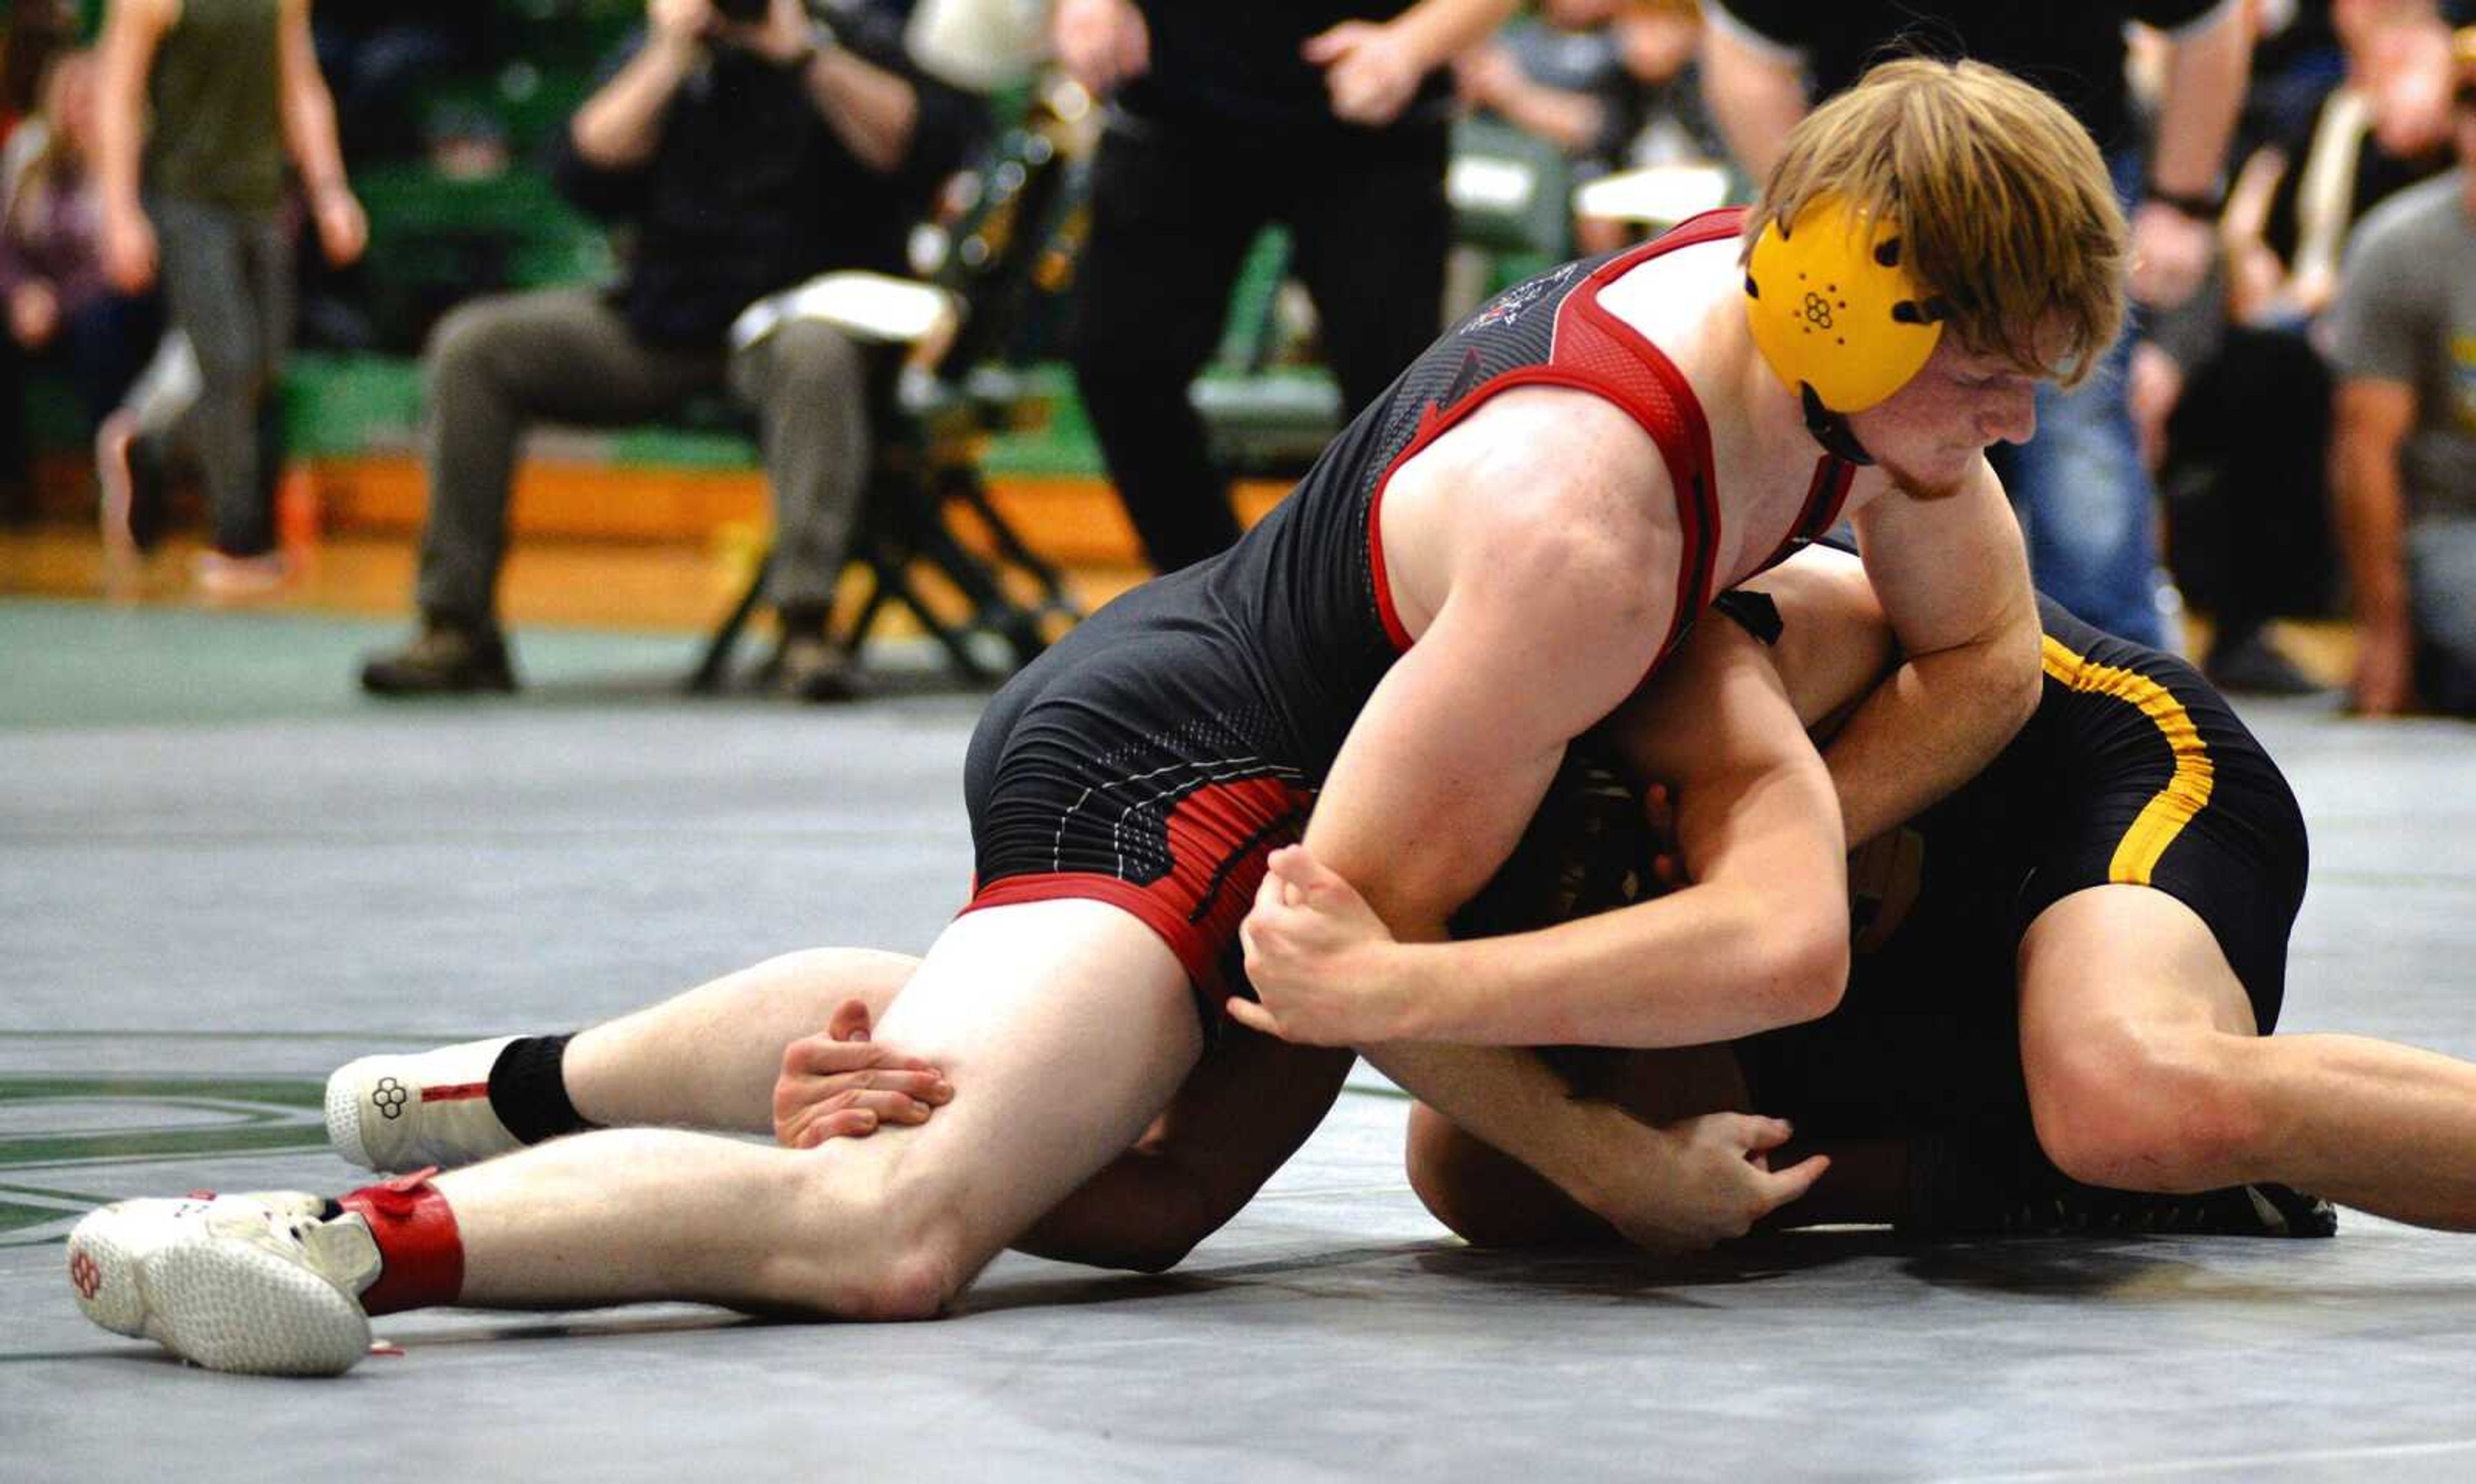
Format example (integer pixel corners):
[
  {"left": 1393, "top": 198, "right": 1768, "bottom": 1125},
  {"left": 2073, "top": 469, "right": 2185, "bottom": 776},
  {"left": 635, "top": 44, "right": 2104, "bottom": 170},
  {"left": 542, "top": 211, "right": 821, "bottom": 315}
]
[{"left": 3, "top": 596, "right": 2473, "bottom": 1481}]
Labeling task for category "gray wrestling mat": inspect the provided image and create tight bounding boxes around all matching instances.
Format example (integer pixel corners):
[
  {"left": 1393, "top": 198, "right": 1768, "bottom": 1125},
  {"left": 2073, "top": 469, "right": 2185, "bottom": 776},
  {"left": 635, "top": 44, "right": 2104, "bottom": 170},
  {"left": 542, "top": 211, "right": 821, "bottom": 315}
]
[{"left": 5, "top": 598, "right": 2475, "bottom": 1481}]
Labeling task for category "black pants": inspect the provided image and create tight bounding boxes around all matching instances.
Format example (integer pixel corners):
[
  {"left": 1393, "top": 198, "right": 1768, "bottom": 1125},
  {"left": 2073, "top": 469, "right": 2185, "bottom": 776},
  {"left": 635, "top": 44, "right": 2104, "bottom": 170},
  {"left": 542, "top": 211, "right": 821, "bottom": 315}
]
[
  {"left": 2161, "top": 325, "right": 2337, "bottom": 644},
  {"left": 1069, "top": 110, "right": 1452, "bottom": 574}
]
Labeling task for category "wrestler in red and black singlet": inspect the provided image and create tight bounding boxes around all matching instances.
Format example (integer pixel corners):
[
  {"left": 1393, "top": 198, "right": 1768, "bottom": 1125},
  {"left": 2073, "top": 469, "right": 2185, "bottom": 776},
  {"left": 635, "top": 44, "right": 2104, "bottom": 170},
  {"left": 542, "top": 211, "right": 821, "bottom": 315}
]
[{"left": 962, "top": 210, "right": 1852, "bottom": 1019}]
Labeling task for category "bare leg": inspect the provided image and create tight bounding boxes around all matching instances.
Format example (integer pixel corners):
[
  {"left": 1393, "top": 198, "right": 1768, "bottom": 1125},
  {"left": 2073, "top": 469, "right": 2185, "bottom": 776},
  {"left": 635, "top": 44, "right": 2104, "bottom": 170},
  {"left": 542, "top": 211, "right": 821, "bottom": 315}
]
[
  {"left": 2021, "top": 884, "right": 2476, "bottom": 1231},
  {"left": 1020, "top": 1030, "right": 1353, "bottom": 1271},
  {"left": 558, "top": 942, "right": 1348, "bottom": 1274},
  {"left": 562, "top": 947, "right": 921, "bottom": 1133},
  {"left": 431, "top": 901, "right": 1204, "bottom": 1317}
]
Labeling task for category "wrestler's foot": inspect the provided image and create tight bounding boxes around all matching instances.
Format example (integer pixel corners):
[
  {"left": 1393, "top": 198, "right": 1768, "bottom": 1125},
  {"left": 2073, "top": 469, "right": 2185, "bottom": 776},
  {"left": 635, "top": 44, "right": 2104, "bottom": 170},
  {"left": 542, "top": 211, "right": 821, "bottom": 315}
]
[
  {"left": 1906, "top": 1133, "right": 2338, "bottom": 1238},
  {"left": 327, "top": 1037, "right": 523, "bottom": 1174},
  {"left": 67, "top": 1191, "right": 378, "bottom": 1376},
  {"left": 1978, "top": 1178, "right": 2338, "bottom": 1238}
]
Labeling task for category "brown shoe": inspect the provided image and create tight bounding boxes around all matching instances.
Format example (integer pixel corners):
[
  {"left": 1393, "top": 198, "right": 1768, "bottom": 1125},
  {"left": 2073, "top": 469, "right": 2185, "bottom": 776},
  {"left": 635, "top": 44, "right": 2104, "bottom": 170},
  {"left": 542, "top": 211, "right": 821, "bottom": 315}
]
[
  {"left": 770, "top": 630, "right": 861, "bottom": 703},
  {"left": 359, "top": 620, "right": 519, "bottom": 697}
]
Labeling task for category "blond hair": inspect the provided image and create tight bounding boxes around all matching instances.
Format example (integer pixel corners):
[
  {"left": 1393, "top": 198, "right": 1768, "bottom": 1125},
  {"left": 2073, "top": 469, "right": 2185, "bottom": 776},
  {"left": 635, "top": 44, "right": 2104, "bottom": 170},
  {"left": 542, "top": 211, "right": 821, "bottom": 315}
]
[{"left": 1745, "top": 57, "right": 2128, "bottom": 387}]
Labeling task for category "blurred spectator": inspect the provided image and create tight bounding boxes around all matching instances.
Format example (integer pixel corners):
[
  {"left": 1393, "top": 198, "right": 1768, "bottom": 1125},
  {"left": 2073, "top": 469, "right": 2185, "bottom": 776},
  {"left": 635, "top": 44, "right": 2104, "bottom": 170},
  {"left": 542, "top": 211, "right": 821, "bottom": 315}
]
[
  {"left": 2243, "top": 0, "right": 2347, "bottom": 154},
  {"left": 0, "top": 0, "right": 79, "bottom": 522},
  {"left": 2145, "top": 0, "right": 2454, "bottom": 692},
  {"left": 1698, "top": 2, "right": 2255, "bottom": 650},
  {"left": 2323, "top": 30, "right": 2476, "bottom": 715},
  {"left": 313, "top": 0, "right": 499, "bottom": 165},
  {"left": 3, "top": 54, "right": 164, "bottom": 424},
  {"left": 1, "top": 51, "right": 167, "bottom": 503},
  {"left": 357, "top": 0, "right": 981, "bottom": 701},
  {"left": 1458, "top": 0, "right": 1722, "bottom": 253},
  {"left": 294, "top": 1, "right": 502, "bottom": 355},
  {"left": 1609, "top": 0, "right": 1727, "bottom": 169},
  {"left": 1057, "top": 0, "right": 1514, "bottom": 575},
  {"left": 2226, "top": 0, "right": 2456, "bottom": 327},
  {"left": 0, "top": 0, "right": 76, "bottom": 147},
  {"left": 1457, "top": 0, "right": 1635, "bottom": 175},
  {"left": 93, "top": 0, "right": 366, "bottom": 598}
]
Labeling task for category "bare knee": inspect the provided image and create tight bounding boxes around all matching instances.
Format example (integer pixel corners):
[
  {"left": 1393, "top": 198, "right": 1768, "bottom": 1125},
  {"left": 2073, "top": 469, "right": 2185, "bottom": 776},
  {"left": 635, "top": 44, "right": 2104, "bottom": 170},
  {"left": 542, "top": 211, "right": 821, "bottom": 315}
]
[
  {"left": 764, "top": 1158, "right": 978, "bottom": 1321},
  {"left": 2027, "top": 1027, "right": 2265, "bottom": 1193}
]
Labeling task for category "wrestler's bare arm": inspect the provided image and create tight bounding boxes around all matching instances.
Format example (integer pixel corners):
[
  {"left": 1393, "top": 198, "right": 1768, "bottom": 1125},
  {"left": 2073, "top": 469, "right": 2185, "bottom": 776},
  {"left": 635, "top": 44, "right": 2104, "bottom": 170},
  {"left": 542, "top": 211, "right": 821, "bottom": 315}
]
[
  {"left": 1246, "top": 393, "right": 1827, "bottom": 1247},
  {"left": 1292, "top": 391, "right": 1679, "bottom": 977},
  {"left": 1831, "top": 461, "right": 2043, "bottom": 848},
  {"left": 1245, "top": 616, "right": 1849, "bottom": 1048}
]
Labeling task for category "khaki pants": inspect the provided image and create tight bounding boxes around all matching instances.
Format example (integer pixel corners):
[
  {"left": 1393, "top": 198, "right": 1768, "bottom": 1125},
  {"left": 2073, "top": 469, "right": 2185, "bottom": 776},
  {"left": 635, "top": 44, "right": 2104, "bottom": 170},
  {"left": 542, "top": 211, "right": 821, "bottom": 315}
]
[{"left": 415, "top": 286, "right": 872, "bottom": 627}]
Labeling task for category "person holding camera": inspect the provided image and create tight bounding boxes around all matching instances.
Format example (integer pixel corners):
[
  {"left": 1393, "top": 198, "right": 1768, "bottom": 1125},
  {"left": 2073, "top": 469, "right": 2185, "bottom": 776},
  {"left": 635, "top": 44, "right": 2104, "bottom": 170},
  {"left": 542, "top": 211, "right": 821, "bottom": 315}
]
[{"left": 359, "top": 0, "right": 979, "bottom": 701}]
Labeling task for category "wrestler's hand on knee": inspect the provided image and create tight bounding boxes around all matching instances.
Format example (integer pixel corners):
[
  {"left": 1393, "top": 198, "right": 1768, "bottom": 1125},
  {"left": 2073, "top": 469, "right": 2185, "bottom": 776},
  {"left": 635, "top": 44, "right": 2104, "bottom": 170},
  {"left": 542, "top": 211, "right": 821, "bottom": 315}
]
[
  {"left": 1599, "top": 1112, "right": 1829, "bottom": 1253},
  {"left": 1232, "top": 845, "right": 1408, "bottom": 1046},
  {"left": 772, "top": 1000, "right": 955, "bottom": 1149}
]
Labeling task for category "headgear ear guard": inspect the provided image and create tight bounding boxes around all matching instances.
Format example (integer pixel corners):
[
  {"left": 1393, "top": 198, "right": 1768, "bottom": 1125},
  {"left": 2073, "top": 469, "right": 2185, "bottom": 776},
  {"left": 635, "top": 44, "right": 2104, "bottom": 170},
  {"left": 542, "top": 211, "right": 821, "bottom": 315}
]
[{"left": 1743, "top": 195, "right": 1947, "bottom": 432}]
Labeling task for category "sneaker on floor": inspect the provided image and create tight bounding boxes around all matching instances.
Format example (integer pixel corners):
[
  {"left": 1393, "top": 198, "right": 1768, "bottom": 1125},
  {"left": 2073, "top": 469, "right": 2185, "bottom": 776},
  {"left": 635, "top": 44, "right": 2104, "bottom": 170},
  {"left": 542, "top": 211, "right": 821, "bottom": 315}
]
[
  {"left": 768, "top": 630, "right": 863, "bottom": 704},
  {"left": 193, "top": 549, "right": 290, "bottom": 603},
  {"left": 327, "top": 1037, "right": 524, "bottom": 1173},
  {"left": 67, "top": 1191, "right": 378, "bottom": 1376},
  {"left": 359, "top": 621, "right": 520, "bottom": 698},
  {"left": 2205, "top": 630, "right": 2323, "bottom": 696}
]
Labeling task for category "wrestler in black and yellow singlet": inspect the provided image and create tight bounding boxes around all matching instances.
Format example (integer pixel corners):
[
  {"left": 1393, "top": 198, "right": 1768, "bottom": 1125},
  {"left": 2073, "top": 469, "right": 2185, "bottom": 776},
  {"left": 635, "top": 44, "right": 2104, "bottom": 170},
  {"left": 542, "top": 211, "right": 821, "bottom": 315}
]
[{"left": 1738, "top": 594, "right": 2311, "bottom": 1139}]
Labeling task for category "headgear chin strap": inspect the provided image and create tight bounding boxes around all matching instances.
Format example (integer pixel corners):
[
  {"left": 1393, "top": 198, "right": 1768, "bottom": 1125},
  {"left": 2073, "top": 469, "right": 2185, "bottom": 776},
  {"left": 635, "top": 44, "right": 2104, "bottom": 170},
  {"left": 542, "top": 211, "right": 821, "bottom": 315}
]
[
  {"left": 1802, "top": 385, "right": 1877, "bottom": 467},
  {"left": 1744, "top": 195, "right": 1949, "bottom": 462}
]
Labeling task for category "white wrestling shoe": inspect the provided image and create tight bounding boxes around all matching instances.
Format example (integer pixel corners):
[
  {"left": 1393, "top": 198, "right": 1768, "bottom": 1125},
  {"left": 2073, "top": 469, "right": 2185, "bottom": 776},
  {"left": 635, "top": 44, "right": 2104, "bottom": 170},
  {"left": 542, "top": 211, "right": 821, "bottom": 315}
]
[
  {"left": 67, "top": 1191, "right": 380, "bottom": 1376},
  {"left": 326, "top": 1037, "right": 522, "bottom": 1174}
]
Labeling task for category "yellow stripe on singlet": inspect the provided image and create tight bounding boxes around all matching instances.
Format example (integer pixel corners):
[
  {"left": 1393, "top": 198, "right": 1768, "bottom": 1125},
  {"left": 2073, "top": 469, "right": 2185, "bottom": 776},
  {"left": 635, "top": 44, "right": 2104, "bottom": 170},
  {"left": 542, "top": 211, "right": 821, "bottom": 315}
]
[{"left": 2039, "top": 634, "right": 2215, "bottom": 885}]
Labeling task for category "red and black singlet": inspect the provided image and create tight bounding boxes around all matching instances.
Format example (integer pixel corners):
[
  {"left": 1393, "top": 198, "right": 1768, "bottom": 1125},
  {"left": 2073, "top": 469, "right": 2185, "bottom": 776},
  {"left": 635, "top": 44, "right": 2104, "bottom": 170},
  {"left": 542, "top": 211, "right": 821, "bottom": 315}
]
[{"left": 959, "top": 210, "right": 1854, "bottom": 1017}]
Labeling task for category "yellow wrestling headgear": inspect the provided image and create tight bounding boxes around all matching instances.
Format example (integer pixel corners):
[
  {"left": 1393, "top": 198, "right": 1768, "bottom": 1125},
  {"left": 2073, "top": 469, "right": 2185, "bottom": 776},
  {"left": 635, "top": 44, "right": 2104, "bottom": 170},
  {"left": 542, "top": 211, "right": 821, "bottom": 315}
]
[{"left": 1743, "top": 195, "right": 1946, "bottom": 416}]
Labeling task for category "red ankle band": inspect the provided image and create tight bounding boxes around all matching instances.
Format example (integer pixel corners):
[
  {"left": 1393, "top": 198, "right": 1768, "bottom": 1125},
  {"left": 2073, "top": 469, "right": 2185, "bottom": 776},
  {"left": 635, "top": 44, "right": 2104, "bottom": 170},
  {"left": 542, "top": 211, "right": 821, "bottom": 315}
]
[{"left": 338, "top": 1168, "right": 465, "bottom": 1316}]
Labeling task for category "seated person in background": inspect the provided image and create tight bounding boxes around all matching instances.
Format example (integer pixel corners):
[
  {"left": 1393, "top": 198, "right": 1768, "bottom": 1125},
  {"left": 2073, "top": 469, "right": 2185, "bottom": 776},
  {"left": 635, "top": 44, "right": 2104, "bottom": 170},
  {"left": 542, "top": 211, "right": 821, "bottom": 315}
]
[
  {"left": 358, "top": 0, "right": 980, "bottom": 702},
  {"left": 2325, "top": 30, "right": 2476, "bottom": 716},
  {"left": 1455, "top": 0, "right": 1636, "bottom": 177},
  {"left": 0, "top": 51, "right": 164, "bottom": 494},
  {"left": 1457, "top": 0, "right": 1722, "bottom": 257}
]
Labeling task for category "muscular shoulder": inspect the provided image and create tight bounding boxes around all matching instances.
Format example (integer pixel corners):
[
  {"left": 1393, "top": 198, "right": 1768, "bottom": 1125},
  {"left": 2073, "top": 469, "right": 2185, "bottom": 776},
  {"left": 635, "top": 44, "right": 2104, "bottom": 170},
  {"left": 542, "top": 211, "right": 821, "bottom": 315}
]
[
  {"left": 1380, "top": 385, "right": 1683, "bottom": 641},
  {"left": 1431, "top": 389, "right": 1675, "bottom": 575}
]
